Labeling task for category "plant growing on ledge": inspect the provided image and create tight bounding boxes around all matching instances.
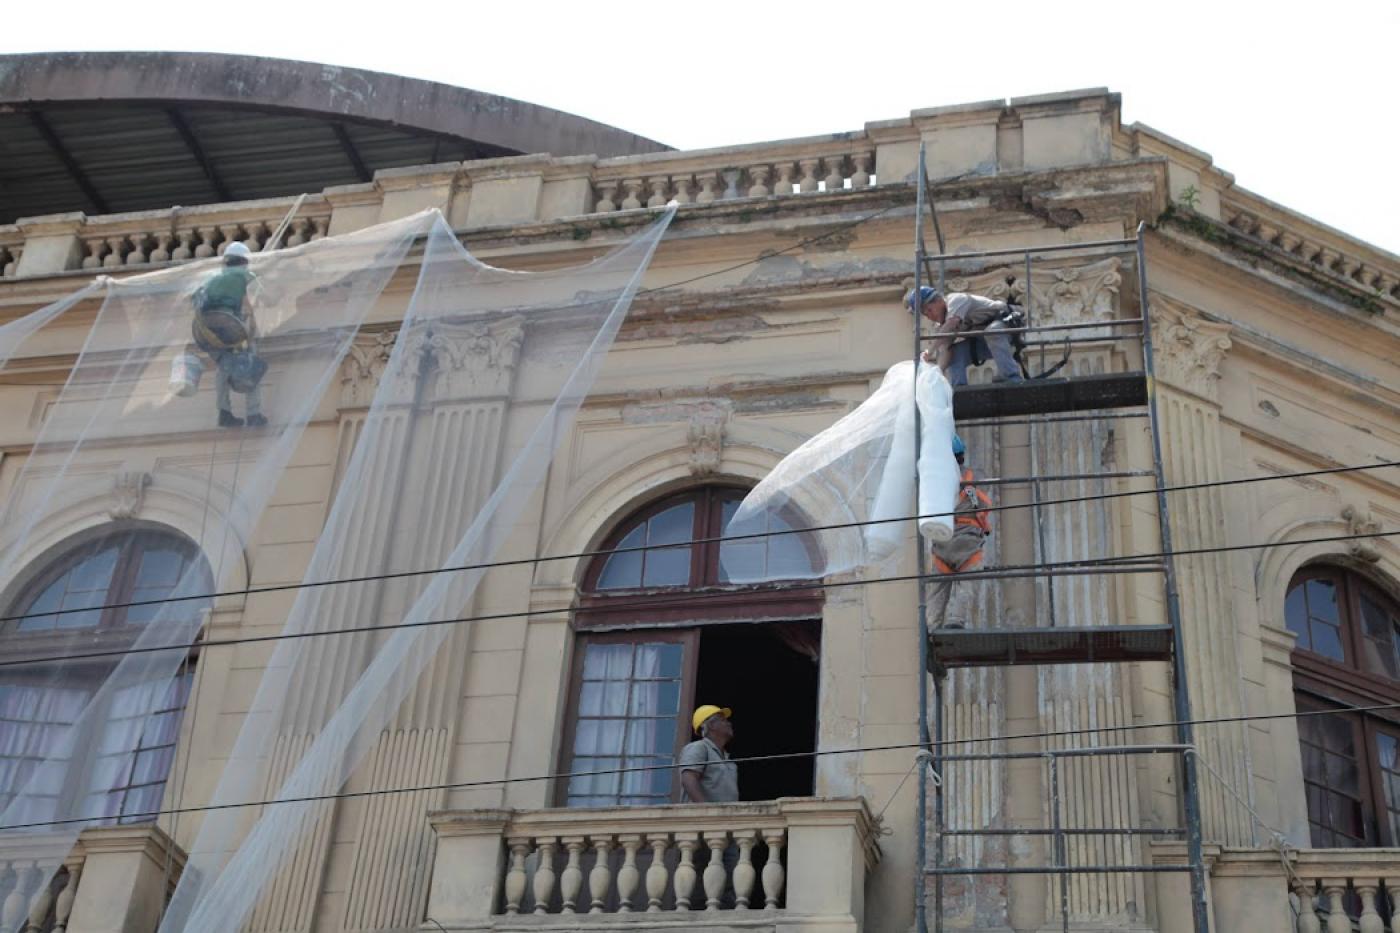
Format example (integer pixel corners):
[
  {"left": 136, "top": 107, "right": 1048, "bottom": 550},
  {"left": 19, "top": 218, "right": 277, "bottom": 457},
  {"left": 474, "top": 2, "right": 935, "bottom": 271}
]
[{"left": 1176, "top": 185, "right": 1201, "bottom": 211}]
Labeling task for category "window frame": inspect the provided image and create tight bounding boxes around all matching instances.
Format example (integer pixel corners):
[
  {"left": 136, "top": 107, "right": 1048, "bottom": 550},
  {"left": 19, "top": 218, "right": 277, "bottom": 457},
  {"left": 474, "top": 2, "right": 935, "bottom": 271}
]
[
  {"left": 1288, "top": 564, "right": 1400, "bottom": 847},
  {"left": 578, "top": 486, "right": 822, "bottom": 629},
  {"left": 0, "top": 527, "right": 210, "bottom": 825}
]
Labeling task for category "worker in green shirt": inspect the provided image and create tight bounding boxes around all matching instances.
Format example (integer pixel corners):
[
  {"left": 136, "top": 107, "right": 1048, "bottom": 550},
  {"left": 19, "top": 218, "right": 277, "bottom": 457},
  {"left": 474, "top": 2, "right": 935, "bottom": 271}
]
[{"left": 191, "top": 241, "right": 268, "bottom": 428}]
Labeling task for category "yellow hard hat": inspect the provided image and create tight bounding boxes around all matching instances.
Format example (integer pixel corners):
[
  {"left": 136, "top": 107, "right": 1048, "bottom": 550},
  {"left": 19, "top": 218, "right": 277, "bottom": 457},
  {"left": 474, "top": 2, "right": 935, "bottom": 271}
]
[{"left": 691, "top": 704, "right": 732, "bottom": 735}]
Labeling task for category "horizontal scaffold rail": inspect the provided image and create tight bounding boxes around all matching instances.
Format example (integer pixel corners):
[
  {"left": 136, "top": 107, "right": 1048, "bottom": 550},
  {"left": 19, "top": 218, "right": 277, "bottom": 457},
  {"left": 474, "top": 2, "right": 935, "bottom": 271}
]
[
  {"left": 928, "top": 624, "right": 1174, "bottom": 670},
  {"left": 952, "top": 372, "right": 1148, "bottom": 420}
]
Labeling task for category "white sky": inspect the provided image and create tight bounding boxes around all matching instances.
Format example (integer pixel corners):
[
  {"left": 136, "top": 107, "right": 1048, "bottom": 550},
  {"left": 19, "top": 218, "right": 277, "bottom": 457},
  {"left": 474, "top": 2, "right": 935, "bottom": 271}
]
[{"left": 10, "top": 0, "right": 1399, "bottom": 252}]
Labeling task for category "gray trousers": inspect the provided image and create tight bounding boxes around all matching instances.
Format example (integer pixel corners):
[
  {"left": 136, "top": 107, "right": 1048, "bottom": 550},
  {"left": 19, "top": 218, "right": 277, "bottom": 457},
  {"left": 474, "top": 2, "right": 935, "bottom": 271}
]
[
  {"left": 927, "top": 528, "right": 987, "bottom": 631},
  {"left": 947, "top": 320, "right": 1023, "bottom": 386},
  {"left": 215, "top": 363, "right": 262, "bottom": 417}
]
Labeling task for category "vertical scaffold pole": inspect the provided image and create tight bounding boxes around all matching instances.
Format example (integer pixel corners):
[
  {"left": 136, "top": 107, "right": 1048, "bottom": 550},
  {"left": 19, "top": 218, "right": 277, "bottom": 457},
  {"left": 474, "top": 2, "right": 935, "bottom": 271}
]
[
  {"left": 1136, "top": 223, "right": 1210, "bottom": 933},
  {"left": 913, "top": 142, "right": 933, "bottom": 933}
]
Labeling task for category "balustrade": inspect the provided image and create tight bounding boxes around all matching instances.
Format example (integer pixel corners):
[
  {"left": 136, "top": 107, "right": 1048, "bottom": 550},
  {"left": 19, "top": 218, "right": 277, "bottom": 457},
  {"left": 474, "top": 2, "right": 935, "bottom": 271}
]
[
  {"left": 76, "top": 210, "right": 329, "bottom": 271},
  {"left": 0, "top": 235, "right": 20, "bottom": 278},
  {"left": 428, "top": 797, "right": 876, "bottom": 929},
  {"left": 1292, "top": 873, "right": 1400, "bottom": 933}
]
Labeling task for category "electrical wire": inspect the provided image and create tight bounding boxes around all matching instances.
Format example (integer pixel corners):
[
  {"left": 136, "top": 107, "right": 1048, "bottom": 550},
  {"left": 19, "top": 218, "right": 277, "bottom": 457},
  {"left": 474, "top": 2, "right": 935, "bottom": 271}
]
[
  {"left": 5, "top": 697, "right": 1399, "bottom": 834},
  {"left": 1, "top": 527, "right": 1395, "bottom": 671},
  {"left": 2, "top": 459, "right": 1393, "bottom": 631}
]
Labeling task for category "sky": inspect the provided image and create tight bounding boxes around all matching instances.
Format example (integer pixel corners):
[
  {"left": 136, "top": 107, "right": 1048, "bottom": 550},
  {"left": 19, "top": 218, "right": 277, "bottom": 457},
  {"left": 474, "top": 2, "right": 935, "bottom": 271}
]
[{"left": 9, "top": 0, "right": 1399, "bottom": 252}]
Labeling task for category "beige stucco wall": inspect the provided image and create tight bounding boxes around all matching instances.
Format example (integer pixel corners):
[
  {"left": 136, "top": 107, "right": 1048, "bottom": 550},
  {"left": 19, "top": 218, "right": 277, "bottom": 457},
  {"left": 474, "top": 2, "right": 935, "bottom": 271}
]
[{"left": 0, "top": 90, "right": 1397, "bottom": 933}]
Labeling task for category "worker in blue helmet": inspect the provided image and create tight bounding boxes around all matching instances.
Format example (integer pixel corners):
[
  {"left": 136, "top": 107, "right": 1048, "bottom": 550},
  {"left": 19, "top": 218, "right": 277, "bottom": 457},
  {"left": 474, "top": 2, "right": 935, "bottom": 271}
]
[
  {"left": 928, "top": 433, "right": 992, "bottom": 630},
  {"left": 907, "top": 285, "right": 1025, "bottom": 387}
]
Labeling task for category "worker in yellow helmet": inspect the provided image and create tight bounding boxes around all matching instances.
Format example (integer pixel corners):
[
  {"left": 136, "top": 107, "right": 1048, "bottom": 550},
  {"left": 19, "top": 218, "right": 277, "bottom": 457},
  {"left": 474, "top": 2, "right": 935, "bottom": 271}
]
[{"left": 679, "top": 705, "right": 737, "bottom": 804}]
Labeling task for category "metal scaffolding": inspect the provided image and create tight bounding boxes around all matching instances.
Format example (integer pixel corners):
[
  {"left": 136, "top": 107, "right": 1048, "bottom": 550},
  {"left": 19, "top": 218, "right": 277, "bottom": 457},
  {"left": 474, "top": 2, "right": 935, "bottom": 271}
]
[{"left": 910, "top": 144, "right": 1210, "bottom": 933}]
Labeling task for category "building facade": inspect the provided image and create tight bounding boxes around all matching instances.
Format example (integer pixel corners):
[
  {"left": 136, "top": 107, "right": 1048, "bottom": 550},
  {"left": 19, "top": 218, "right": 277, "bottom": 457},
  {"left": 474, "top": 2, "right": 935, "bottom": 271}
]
[{"left": 0, "top": 69, "right": 1397, "bottom": 933}]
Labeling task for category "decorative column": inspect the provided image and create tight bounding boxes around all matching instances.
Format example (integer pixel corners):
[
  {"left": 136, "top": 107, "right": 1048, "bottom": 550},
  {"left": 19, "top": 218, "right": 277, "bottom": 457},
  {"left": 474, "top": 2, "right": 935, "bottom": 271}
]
[{"left": 1150, "top": 297, "right": 1255, "bottom": 846}]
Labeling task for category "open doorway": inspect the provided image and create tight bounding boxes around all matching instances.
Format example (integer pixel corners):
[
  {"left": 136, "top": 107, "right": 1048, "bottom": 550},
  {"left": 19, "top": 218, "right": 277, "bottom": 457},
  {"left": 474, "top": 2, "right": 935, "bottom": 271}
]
[{"left": 694, "top": 620, "right": 820, "bottom": 801}]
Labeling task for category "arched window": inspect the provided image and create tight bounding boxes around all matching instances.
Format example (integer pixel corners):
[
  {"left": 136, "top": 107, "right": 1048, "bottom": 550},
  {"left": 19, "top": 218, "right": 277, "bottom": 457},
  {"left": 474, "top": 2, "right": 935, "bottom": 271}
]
[
  {"left": 0, "top": 528, "right": 211, "bottom": 825},
  {"left": 561, "top": 487, "right": 822, "bottom": 808},
  {"left": 1286, "top": 565, "right": 1400, "bottom": 847}
]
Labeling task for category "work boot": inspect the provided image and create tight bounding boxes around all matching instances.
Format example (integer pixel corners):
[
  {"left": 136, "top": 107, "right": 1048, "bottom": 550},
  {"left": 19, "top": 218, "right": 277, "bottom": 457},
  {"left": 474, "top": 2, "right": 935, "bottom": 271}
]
[
  {"left": 218, "top": 409, "right": 243, "bottom": 428},
  {"left": 246, "top": 414, "right": 268, "bottom": 428}
]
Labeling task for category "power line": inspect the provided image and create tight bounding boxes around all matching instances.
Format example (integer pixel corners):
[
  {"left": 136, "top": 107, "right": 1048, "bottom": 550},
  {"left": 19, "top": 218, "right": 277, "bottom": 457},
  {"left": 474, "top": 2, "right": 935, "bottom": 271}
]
[
  {"left": 5, "top": 697, "right": 1398, "bottom": 834},
  {"left": 2, "top": 527, "right": 1396, "bottom": 670},
  {"left": 3, "top": 458, "right": 1394, "bottom": 630}
]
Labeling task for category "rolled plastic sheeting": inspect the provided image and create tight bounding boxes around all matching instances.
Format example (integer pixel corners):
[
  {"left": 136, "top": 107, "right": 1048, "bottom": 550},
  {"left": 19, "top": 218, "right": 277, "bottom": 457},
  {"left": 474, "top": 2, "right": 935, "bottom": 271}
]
[{"left": 916, "top": 360, "right": 958, "bottom": 544}]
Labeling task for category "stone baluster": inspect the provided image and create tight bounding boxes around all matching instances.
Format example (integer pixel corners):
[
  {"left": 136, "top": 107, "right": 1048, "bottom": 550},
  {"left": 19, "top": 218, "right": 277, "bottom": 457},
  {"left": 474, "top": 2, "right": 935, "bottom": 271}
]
[
  {"left": 2, "top": 863, "right": 30, "bottom": 930},
  {"left": 1359, "top": 266, "right": 1382, "bottom": 288},
  {"left": 1338, "top": 258, "right": 1362, "bottom": 280},
  {"left": 772, "top": 161, "right": 796, "bottom": 196},
  {"left": 1379, "top": 275, "right": 1398, "bottom": 300},
  {"left": 732, "top": 830, "right": 757, "bottom": 909},
  {"left": 1293, "top": 879, "right": 1320, "bottom": 933},
  {"left": 851, "top": 151, "right": 874, "bottom": 187},
  {"left": 1388, "top": 878, "right": 1400, "bottom": 933},
  {"left": 702, "top": 831, "right": 728, "bottom": 910},
  {"left": 645, "top": 834, "right": 669, "bottom": 911},
  {"left": 644, "top": 176, "right": 669, "bottom": 208},
  {"left": 695, "top": 172, "right": 720, "bottom": 204},
  {"left": 559, "top": 837, "right": 585, "bottom": 913},
  {"left": 1322, "top": 880, "right": 1350, "bottom": 933},
  {"left": 588, "top": 836, "right": 613, "bottom": 913},
  {"left": 673, "top": 833, "right": 699, "bottom": 910},
  {"left": 532, "top": 837, "right": 557, "bottom": 914},
  {"left": 761, "top": 829, "right": 785, "bottom": 908},
  {"left": 620, "top": 179, "right": 645, "bottom": 211},
  {"left": 125, "top": 233, "right": 150, "bottom": 265},
  {"left": 51, "top": 865, "right": 78, "bottom": 931},
  {"left": 671, "top": 175, "right": 693, "bottom": 205},
  {"left": 616, "top": 834, "right": 642, "bottom": 912},
  {"left": 149, "top": 232, "right": 174, "bottom": 264},
  {"left": 1357, "top": 880, "right": 1384, "bottom": 933},
  {"left": 1278, "top": 232, "right": 1302, "bottom": 254},
  {"left": 1315, "top": 248, "right": 1340, "bottom": 272},
  {"left": 1254, "top": 222, "right": 1279, "bottom": 245},
  {"left": 245, "top": 224, "right": 267, "bottom": 253},
  {"left": 503, "top": 838, "right": 530, "bottom": 914},
  {"left": 747, "top": 164, "right": 771, "bottom": 198},
  {"left": 309, "top": 217, "right": 329, "bottom": 240},
  {"left": 102, "top": 236, "right": 127, "bottom": 268},
  {"left": 81, "top": 239, "right": 105, "bottom": 269},
  {"left": 194, "top": 228, "right": 218, "bottom": 259},
  {"left": 1298, "top": 241, "right": 1323, "bottom": 264},
  {"left": 285, "top": 219, "right": 311, "bottom": 248},
  {"left": 822, "top": 155, "right": 846, "bottom": 192},
  {"left": 23, "top": 864, "right": 56, "bottom": 933},
  {"left": 171, "top": 229, "right": 196, "bottom": 261},
  {"left": 595, "top": 181, "right": 621, "bottom": 213},
  {"left": 721, "top": 169, "right": 741, "bottom": 200},
  {"left": 797, "top": 159, "right": 821, "bottom": 193}
]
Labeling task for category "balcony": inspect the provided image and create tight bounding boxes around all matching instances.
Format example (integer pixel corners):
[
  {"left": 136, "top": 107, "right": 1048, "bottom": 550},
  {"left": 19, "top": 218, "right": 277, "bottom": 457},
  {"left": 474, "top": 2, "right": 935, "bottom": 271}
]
[
  {"left": 0, "top": 823, "right": 183, "bottom": 933},
  {"left": 424, "top": 797, "right": 879, "bottom": 932}
]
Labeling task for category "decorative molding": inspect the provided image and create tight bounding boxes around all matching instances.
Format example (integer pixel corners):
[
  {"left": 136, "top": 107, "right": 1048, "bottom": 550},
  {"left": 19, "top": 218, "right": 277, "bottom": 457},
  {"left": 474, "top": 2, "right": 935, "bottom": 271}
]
[
  {"left": 422, "top": 317, "right": 525, "bottom": 401},
  {"left": 687, "top": 402, "right": 727, "bottom": 477},
  {"left": 1152, "top": 299, "right": 1233, "bottom": 402},
  {"left": 108, "top": 471, "right": 151, "bottom": 519},
  {"left": 943, "top": 257, "right": 1122, "bottom": 327},
  {"left": 340, "top": 330, "right": 397, "bottom": 408},
  {"left": 1342, "top": 504, "right": 1382, "bottom": 563}
]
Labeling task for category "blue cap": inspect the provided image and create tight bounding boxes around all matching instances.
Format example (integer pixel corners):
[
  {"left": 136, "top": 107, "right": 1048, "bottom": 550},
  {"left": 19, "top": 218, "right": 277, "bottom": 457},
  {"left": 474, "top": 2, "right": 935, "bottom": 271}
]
[
  {"left": 905, "top": 286, "right": 942, "bottom": 312},
  {"left": 951, "top": 433, "right": 966, "bottom": 457}
]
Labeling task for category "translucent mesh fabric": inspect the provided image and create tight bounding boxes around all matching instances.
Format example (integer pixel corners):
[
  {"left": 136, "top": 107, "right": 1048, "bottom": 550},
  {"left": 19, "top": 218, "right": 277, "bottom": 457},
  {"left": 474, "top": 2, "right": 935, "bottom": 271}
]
[
  {"left": 722, "top": 359, "right": 959, "bottom": 582},
  {"left": 0, "top": 206, "right": 674, "bottom": 930}
]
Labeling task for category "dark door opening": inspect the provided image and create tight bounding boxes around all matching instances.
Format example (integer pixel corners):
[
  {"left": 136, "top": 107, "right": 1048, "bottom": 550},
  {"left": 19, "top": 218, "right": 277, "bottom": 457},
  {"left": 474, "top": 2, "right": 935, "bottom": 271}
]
[{"left": 694, "top": 620, "right": 820, "bottom": 801}]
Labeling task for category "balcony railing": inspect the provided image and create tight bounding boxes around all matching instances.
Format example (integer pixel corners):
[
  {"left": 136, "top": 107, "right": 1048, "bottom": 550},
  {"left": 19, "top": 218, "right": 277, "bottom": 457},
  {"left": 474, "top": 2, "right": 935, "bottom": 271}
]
[{"left": 426, "top": 797, "right": 879, "bottom": 931}]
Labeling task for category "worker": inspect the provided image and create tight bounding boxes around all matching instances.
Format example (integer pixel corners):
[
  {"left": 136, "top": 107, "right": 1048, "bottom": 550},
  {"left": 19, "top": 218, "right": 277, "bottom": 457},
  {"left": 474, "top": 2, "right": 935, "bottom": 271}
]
[
  {"left": 679, "top": 705, "right": 738, "bottom": 803},
  {"left": 907, "top": 286, "right": 1025, "bottom": 386},
  {"left": 927, "top": 434, "right": 993, "bottom": 630},
  {"left": 191, "top": 241, "right": 268, "bottom": 428}
]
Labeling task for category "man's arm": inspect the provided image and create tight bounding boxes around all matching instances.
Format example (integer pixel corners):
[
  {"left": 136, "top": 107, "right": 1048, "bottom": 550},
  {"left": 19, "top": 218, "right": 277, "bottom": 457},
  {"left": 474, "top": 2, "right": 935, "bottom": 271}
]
[{"left": 680, "top": 769, "right": 707, "bottom": 803}]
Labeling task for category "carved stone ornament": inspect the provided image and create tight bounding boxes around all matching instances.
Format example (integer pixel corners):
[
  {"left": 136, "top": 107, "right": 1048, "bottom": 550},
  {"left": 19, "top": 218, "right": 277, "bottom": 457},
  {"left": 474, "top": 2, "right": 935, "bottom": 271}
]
[
  {"left": 340, "top": 330, "right": 397, "bottom": 408},
  {"left": 422, "top": 317, "right": 525, "bottom": 401},
  {"left": 1342, "top": 505, "right": 1382, "bottom": 563},
  {"left": 1151, "top": 300, "right": 1233, "bottom": 402},
  {"left": 943, "top": 257, "right": 1122, "bottom": 327},
  {"left": 109, "top": 471, "right": 152, "bottom": 520},
  {"left": 687, "top": 402, "right": 728, "bottom": 477}
]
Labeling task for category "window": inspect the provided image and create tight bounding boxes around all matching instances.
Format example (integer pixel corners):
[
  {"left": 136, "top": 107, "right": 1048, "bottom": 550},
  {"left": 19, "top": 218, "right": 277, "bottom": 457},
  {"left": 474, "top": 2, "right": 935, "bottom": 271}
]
[
  {"left": 0, "top": 528, "right": 210, "bottom": 825},
  {"left": 561, "top": 487, "right": 822, "bottom": 807},
  {"left": 1287, "top": 565, "right": 1400, "bottom": 846}
]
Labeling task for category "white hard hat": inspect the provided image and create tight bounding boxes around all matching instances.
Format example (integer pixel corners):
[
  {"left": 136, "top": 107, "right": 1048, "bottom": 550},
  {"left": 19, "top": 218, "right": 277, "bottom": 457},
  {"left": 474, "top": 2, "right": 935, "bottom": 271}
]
[{"left": 223, "top": 241, "right": 252, "bottom": 261}]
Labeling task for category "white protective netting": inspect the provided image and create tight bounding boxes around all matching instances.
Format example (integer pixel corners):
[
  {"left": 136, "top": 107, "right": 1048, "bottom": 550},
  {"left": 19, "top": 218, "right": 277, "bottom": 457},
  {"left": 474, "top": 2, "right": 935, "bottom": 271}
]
[
  {"left": 722, "top": 359, "right": 959, "bottom": 582},
  {"left": 0, "top": 205, "right": 674, "bottom": 931}
]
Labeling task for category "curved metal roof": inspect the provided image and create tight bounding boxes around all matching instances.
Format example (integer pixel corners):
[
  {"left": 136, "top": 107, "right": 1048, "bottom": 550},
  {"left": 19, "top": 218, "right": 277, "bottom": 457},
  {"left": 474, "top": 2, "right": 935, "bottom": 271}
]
[{"left": 0, "top": 51, "right": 670, "bottom": 225}]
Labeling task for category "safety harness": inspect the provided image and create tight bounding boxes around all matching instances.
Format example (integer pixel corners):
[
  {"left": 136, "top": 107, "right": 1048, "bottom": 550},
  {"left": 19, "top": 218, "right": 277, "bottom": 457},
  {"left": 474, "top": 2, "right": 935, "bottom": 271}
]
[{"left": 931, "top": 469, "right": 993, "bottom": 574}]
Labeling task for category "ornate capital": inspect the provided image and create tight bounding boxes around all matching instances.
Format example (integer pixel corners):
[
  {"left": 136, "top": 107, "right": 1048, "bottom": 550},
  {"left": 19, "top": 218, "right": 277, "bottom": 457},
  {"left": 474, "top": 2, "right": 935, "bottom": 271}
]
[
  {"left": 944, "top": 257, "right": 1122, "bottom": 327},
  {"left": 1342, "top": 505, "right": 1382, "bottom": 563},
  {"left": 340, "top": 330, "right": 398, "bottom": 408},
  {"left": 421, "top": 317, "right": 525, "bottom": 401},
  {"left": 686, "top": 402, "right": 728, "bottom": 477},
  {"left": 109, "top": 471, "right": 151, "bottom": 520},
  {"left": 1151, "top": 300, "right": 1233, "bottom": 402}
]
